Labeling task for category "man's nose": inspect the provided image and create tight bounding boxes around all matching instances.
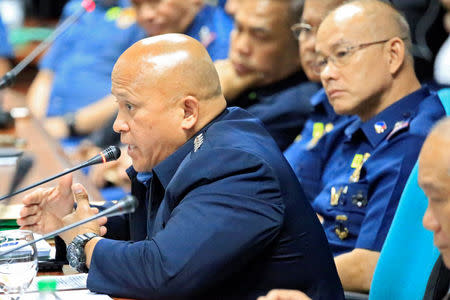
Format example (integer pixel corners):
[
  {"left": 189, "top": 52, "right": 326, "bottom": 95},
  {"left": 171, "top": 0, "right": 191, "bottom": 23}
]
[{"left": 423, "top": 206, "right": 440, "bottom": 233}]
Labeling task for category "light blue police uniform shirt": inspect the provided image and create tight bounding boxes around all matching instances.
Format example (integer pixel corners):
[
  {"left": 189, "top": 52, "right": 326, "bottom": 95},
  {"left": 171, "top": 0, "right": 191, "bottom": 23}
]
[
  {"left": 0, "top": 16, "right": 13, "bottom": 58},
  {"left": 284, "top": 88, "right": 352, "bottom": 201},
  {"left": 40, "top": 0, "right": 146, "bottom": 117},
  {"left": 312, "top": 86, "right": 446, "bottom": 256}
]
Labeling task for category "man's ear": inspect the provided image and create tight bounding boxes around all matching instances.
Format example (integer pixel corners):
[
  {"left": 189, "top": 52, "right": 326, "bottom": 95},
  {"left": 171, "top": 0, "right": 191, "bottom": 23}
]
[
  {"left": 387, "top": 37, "right": 406, "bottom": 74},
  {"left": 181, "top": 96, "right": 199, "bottom": 130}
]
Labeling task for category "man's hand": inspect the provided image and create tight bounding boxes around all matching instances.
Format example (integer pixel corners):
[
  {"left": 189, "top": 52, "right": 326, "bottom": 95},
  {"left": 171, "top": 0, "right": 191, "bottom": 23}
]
[
  {"left": 17, "top": 174, "right": 74, "bottom": 234},
  {"left": 257, "top": 289, "right": 311, "bottom": 300},
  {"left": 214, "top": 59, "right": 263, "bottom": 101},
  {"left": 59, "top": 183, "right": 107, "bottom": 245}
]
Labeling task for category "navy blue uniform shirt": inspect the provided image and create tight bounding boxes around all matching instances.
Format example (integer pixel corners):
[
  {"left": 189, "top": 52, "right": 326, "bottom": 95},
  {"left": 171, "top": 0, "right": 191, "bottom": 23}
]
[
  {"left": 87, "top": 107, "right": 344, "bottom": 300},
  {"left": 313, "top": 86, "right": 445, "bottom": 256},
  {"left": 231, "top": 72, "right": 318, "bottom": 151},
  {"left": 284, "top": 88, "right": 352, "bottom": 202}
]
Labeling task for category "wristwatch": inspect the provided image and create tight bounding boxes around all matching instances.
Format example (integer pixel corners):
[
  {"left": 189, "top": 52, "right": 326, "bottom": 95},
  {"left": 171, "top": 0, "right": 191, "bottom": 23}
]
[{"left": 66, "top": 232, "right": 98, "bottom": 273}]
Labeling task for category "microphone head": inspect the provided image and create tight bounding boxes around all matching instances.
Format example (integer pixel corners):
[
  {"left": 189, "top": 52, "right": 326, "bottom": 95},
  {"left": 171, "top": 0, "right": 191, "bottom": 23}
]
[
  {"left": 101, "top": 146, "right": 121, "bottom": 163},
  {"left": 83, "top": 145, "right": 121, "bottom": 167},
  {"left": 120, "top": 195, "right": 139, "bottom": 214},
  {"left": 103, "top": 195, "right": 138, "bottom": 218}
]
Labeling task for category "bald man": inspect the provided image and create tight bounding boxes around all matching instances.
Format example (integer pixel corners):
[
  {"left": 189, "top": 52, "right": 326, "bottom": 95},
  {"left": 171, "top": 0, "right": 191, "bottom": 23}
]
[
  {"left": 18, "top": 34, "right": 343, "bottom": 299},
  {"left": 307, "top": 0, "right": 447, "bottom": 292},
  {"left": 421, "top": 117, "right": 450, "bottom": 299}
]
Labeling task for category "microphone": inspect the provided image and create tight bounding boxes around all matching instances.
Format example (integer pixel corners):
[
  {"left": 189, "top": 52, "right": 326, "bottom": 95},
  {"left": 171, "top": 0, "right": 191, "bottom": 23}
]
[
  {"left": 0, "top": 195, "right": 138, "bottom": 258},
  {"left": 0, "top": 145, "right": 121, "bottom": 201}
]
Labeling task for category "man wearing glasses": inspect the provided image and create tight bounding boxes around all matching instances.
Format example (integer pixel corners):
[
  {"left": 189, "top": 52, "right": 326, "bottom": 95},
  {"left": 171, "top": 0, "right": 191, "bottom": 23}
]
[
  {"left": 308, "top": 0, "right": 447, "bottom": 293},
  {"left": 259, "top": 0, "right": 447, "bottom": 297},
  {"left": 283, "top": 0, "right": 348, "bottom": 203}
]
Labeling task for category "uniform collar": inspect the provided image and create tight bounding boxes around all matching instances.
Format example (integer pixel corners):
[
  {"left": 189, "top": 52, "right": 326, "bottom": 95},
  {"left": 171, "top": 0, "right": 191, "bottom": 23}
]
[
  {"left": 152, "top": 108, "right": 229, "bottom": 189},
  {"left": 345, "top": 86, "right": 430, "bottom": 148},
  {"left": 310, "top": 88, "right": 338, "bottom": 120}
]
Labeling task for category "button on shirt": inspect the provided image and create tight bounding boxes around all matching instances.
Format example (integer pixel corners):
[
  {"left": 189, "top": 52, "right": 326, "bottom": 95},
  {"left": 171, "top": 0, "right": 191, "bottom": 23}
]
[
  {"left": 232, "top": 72, "right": 318, "bottom": 151},
  {"left": 313, "top": 86, "right": 446, "bottom": 256},
  {"left": 0, "top": 16, "right": 13, "bottom": 58},
  {"left": 284, "top": 88, "right": 352, "bottom": 202},
  {"left": 87, "top": 107, "right": 344, "bottom": 300},
  {"left": 41, "top": 0, "right": 146, "bottom": 117}
]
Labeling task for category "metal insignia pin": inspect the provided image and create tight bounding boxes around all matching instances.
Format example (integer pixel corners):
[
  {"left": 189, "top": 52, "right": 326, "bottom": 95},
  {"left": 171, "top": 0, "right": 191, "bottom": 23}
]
[
  {"left": 374, "top": 121, "right": 387, "bottom": 134},
  {"left": 194, "top": 133, "right": 204, "bottom": 152}
]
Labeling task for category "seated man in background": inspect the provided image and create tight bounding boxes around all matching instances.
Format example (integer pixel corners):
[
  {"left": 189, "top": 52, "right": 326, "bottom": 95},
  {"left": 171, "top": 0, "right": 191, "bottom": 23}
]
[
  {"left": 18, "top": 34, "right": 344, "bottom": 300},
  {"left": 216, "top": 0, "right": 318, "bottom": 151},
  {"left": 28, "top": 0, "right": 233, "bottom": 140},
  {"left": 26, "top": 0, "right": 145, "bottom": 139},
  {"left": 283, "top": 0, "right": 348, "bottom": 202},
  {"left": 310, "top": 0, "right": 446, "bottom": 292},
  {"left": 421, "top": 117, "right": 450, "bottom": 300}
]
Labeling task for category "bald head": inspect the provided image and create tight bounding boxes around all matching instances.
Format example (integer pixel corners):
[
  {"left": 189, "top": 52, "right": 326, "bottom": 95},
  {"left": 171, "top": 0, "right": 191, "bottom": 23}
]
[
  {"left": 324, "top": 0, "right": 413, "bottom": 61},
  {"left": 420, "top": 117, "right": 450, "bottom": 267},
  {"left": 112, "top": 33, "right": 222, "bottom": 103},
  {"left": 419, "top": 117, "right": 450, "bottom": 199}
]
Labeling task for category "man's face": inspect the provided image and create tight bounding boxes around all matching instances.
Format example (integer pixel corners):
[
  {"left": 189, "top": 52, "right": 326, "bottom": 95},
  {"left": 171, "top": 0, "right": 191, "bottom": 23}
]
[
  {"left": 229, "top": 0, "right": 300, "bottom": 86},
  {"left": 315, "top": 8, "right": 391, "bottom": 119},
  {"left": 420, "top": 136, "right": 450, "bottom": 267},
  {"left": 131, "top": 0, "right": 196, "bottom": 36},
  {"left": 299, "top": 0, "right": 341, "bottom": 82},
  {"left": 111, "top": 65, "right": 185, "bottom": 172}
]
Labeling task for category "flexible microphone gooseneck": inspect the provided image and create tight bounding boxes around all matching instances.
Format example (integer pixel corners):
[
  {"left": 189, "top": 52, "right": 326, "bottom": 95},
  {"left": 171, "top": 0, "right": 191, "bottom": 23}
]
[
  {"left": 0, "top": 195, "right": 138, "bottom": 258},
  {"left": 0, "top": 145, "right": 120, "bottom": 201}
]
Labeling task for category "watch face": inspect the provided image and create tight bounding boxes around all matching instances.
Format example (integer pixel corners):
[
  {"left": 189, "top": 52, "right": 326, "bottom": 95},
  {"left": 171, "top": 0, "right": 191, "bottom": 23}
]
[{"left": 67, "top": 243, "right": 83, "bottom": 269}]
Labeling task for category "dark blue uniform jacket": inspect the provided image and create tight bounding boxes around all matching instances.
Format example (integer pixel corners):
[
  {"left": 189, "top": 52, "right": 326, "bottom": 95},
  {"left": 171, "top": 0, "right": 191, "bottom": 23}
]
[{"left": 87, "top": 107, "right": 344, "bottom": 300}]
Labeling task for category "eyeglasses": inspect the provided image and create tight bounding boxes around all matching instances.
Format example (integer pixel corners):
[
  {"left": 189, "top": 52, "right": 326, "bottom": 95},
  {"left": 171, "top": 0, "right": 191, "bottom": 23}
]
[
  {"left": 290, "top": 23, "right": 317, "bottom": 40},
  {"left": 315, "top": 37, "right": 408, "bottom": 75}
]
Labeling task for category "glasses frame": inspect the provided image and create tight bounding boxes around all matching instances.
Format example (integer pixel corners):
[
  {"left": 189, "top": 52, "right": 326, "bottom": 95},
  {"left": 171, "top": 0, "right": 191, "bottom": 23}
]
[{"left": 315, "top": 37, "right": 408, "bottom": 75}]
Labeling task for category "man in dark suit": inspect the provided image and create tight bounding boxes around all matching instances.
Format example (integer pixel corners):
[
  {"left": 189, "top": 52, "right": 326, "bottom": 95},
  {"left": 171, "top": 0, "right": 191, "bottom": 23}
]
[{"left": 18, "top": 34, "right": 343, "bottom": 299}]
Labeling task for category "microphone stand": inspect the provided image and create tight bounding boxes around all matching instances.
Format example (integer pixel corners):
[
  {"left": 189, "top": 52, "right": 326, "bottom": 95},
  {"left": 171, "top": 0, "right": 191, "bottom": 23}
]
[
  {"left": 0, "top": 195, "right": 137, "bottom": 258},
  {"left": 0, "top": 0, "right": 97, "bottom": 128}
]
